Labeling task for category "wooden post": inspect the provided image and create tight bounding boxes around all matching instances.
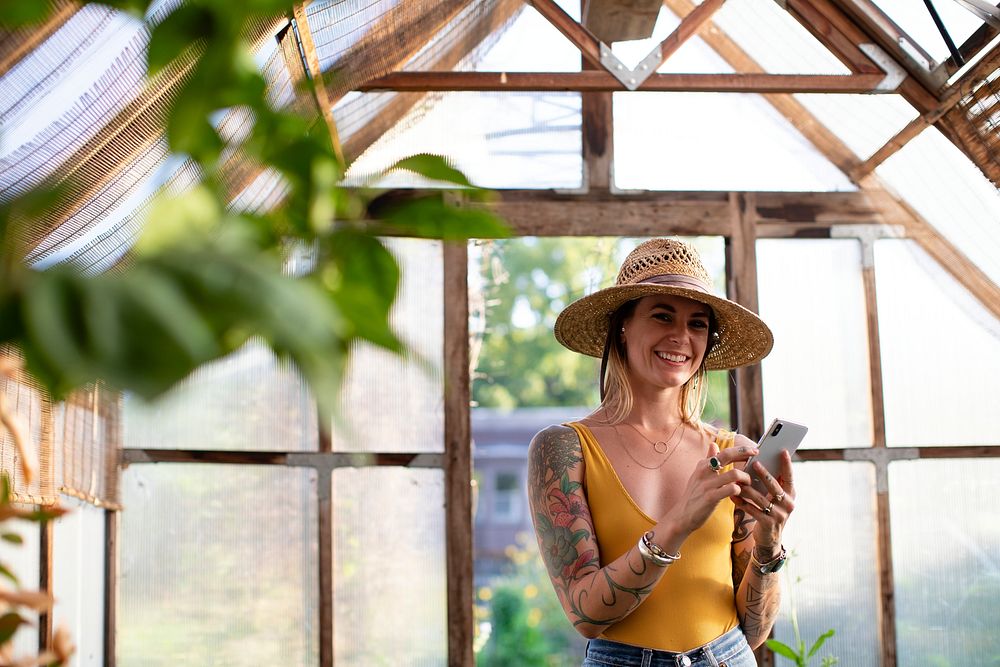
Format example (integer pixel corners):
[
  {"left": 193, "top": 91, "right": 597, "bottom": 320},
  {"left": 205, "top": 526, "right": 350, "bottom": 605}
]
[
  {"left": 727, "top": 193, "right": 765, "bottom": 441},
  {"left": 37, "top": 520, "right": 53, "bottom": 654},
  {"left": 859, "top": 236, "right": 897, "bottom": 666},
  {"left": 443, "top": 241, "right": 473, "bottom": 666},
  {"left": 581, "top": 58, "right": 613, "bottom": 190},
  {"left": 104, "top": 509, "right": 118, "bottom": 667},
  {"left": 318, "top": 416, "right": 334, "bottom": 666}
]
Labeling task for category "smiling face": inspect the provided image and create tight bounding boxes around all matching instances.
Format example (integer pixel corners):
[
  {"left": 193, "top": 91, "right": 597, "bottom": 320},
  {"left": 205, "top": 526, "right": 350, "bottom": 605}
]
[{"left": 620, "top": 294, "right": 713, "bottom": 392}]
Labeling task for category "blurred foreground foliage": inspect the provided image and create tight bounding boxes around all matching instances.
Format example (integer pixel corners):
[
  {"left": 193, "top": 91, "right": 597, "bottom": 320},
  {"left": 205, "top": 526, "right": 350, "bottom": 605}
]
[{"left": 0, "top": 0, "right": 506, "bottom": 416}]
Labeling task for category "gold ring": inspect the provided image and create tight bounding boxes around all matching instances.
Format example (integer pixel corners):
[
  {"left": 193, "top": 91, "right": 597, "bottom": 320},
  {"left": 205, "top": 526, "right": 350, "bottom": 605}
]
[
  {"left": 774, "top": 493, "right": 785, "bottom": 503},
  {"left": 763, "top": 502, "right": 774, "bottom": 515}
]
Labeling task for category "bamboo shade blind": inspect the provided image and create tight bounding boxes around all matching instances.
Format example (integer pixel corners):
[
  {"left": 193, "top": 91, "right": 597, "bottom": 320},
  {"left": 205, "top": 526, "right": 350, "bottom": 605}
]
[
  {"left": 941, "top": 47, "right": 1000, "bottom": 188},
  {"left": 0, "top": 347, "right": 57, "bottom": 505}
]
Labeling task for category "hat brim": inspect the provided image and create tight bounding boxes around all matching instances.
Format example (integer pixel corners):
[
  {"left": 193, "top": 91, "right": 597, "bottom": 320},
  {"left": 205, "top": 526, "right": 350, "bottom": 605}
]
[{"left": 554, "top": 284, "right": 773, "bottom": 370}]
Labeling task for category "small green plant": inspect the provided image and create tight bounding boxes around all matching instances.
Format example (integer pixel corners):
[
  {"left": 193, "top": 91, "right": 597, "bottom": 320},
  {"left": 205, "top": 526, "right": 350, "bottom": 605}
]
[{"left": 766, "top": 551, "right": 837, "bottom": 666}]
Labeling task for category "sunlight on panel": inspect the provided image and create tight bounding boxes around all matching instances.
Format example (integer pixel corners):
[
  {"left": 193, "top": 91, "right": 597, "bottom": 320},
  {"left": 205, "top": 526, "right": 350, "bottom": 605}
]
[
  {"left": 53, "top": 499, "right": 105, "bottom": 667},
  {"left": 333, "top": 467, "right": 446, "bottom": 666},
  {"left": 773, "top": 462, "right": 880, "bottom": 666},
  {"left": 877, "top": 128, "right": 1000, "bottom": 287},
  {"left": 890, "top": 459, "right": 1000, "bottom": 664},
  {"left": 118, "top": 465, "right": 319, "bottom": 666},
  {"left": 333, "top": 238, "right": 444, "bottom": 452},
  {"left": 758, "top": 240, "right": 873, "bottom": 448},
  {"left": 874, "top": 240, "right": 1000, "bottom": 446}
]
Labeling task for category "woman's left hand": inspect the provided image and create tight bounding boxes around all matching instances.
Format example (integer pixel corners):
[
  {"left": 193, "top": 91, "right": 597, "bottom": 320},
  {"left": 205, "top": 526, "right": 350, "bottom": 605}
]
[{"left": 733, "top": 449, "right": 796, "bottom": 555}]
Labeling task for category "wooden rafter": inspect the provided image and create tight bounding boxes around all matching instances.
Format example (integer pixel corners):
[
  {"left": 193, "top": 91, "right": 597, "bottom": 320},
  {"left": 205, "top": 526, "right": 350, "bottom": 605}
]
[
  {"left": 657, "top": 0, "right": 727, "bottom": 65},
  {"left": 827, "top": 0, "right": 944, "bottom": 90},
  {"left": 0, "top": 0, "right": 81, "bottom": 77},
  {"left": 933, "top": 19, "right": 1000, "bottom": 80},
  {"left": 783, "top": 0, "right": 941, "bottom": 112},
  {"left": 529, "top": 0, "right": 605, "bottom": 68},
  {"left": 360, "top": 70, "right": 889, "bottom": 93},
  {"left": 291, "top": 4, "right": 345, "bottom": 166},
  {"left": 851, "top": 43, "right": 1000, "bottom": 180}
]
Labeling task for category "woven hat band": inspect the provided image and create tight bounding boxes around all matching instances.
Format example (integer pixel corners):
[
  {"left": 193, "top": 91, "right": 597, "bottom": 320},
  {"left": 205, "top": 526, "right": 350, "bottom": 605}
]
[{"left": 637, "top": 274, "right": 711, "bottom": 293}]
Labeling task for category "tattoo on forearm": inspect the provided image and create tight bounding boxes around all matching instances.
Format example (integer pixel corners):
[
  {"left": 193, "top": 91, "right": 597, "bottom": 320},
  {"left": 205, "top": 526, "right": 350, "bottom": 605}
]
[
  {"left": 529, "top": 427, "right": 661, "bottom": 631},
  {"left": 732, "top": 548, "right": 751, "bottom": 590},
  {"left": 733, "top": 508, "right": 756, "bottom": 543},
  {"left": 741, "top": 575, "right": 781, "bottom": 644}
]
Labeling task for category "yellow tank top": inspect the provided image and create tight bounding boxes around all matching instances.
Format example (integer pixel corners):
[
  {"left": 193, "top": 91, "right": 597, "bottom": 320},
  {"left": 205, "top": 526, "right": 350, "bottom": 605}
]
[{"left": 566, "top": 422, "right": 739, "bottom": 652}]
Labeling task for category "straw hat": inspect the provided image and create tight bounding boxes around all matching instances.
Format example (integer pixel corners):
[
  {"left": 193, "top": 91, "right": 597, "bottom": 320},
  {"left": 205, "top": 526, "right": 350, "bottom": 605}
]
[{"left": 554, "top": 238, "right": 773, "bottom": 370}]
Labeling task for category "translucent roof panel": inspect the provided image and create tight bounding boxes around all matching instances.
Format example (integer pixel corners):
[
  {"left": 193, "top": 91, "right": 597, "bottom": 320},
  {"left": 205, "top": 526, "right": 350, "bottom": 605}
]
[
  {"left": 344, "top": 90, "right": 582, "bottom": 189},
  {"left": 614, "top": 91, "right": 855, "bottom": 191},
  {"left": 457, "top": 1, "right": 581, "bottom": 72},
  {"left": 876, "top": 127, "right": 1000, "bottom": 286},
  {"left": 869, "top": 2, "right": 986, "bottom": 66},
  {"left": 792, "top": 93, "right": 918, "bottom": 162}
]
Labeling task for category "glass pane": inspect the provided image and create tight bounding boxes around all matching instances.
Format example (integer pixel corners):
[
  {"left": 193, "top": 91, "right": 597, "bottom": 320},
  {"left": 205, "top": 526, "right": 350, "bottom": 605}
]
[
  {"left": 333, "top": 238, "right": 444, "bottom": 452},
  {"left": 0, "top": 519, "right": 40, "bottom": 656},
  {"left": 118, "top": 465, "right": 319, "bottom": 666},
  {"left": 890, "top": 459, "right": 1000, "bottom": 664},
  {"left": 53, "top": 498, "right": 105, "bottom": 666},
  {"left": 773, "top": 462, "right": 880, "bottom": 666},
  {"left": 333, "top": 467, "right": 446, "bottom": 665},
  {"left": 123, "top": 341, "right": 318, "bottom": 451},
  {"left": 875, "top": 240, "right": 1000, "bottom": 446},
  {"left": 757, "top": 240, "right": 873, "bottom": 448}
]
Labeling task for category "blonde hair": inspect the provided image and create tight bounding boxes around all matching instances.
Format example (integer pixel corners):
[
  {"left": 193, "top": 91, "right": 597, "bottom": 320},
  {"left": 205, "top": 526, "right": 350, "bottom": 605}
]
[{"left": 599, "top": 301, "right": 715, "bottom": 429}]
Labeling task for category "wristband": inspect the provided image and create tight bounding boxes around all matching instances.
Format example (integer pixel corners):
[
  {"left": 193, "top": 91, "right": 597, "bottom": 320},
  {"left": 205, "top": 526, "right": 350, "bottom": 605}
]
[
  {"left": 751, "top": 544, "right": 787, "bottom": 574},
  {"left": 637, "top": 531, "right": 681, "bottom": 567}
]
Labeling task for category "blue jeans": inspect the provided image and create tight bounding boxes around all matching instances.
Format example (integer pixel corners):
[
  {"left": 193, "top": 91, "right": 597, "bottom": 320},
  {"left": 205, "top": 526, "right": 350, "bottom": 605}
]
[{"left": 582, "top": 626, "right": 757, "bottom": 667}]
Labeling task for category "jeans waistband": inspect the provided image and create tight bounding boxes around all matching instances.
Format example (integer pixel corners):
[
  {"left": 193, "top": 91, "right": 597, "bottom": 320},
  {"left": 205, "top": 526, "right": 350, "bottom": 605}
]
[{"left": 585, "top": 626, "right": 751, "bottom": 667}]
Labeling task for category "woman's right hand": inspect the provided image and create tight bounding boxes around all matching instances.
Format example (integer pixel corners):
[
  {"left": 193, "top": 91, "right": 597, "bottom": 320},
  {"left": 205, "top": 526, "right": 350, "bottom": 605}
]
[{"left": 670, "top": 441, "right": 757, "bottom": 536}]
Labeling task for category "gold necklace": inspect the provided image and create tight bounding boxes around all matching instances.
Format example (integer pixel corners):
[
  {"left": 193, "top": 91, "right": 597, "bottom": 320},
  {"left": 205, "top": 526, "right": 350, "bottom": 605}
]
[
  {"left": 626, "top": 420, "right": 684, "bottom": 454},
  {"left": 611, "top": 420, "right": 685, "bottom": 470}
]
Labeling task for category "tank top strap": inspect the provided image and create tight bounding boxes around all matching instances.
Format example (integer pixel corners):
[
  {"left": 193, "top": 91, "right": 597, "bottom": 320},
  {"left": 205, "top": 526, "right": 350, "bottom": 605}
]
[{"left": 714, "top": 428, "right": 736, "bottom": 450}]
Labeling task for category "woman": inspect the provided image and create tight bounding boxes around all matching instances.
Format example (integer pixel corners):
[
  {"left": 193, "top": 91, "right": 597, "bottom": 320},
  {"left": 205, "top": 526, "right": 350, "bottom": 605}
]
[{"left": 528, "top": 238, "right": 795, "bottom": 666}]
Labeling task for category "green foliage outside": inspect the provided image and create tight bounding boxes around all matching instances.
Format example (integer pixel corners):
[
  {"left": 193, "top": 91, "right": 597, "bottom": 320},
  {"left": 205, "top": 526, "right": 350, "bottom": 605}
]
[
  {"left": 473, "top": 237, "right": 730, "bottom": 424},
  {"left": 475, "top": 534, "right": 586, "bottom": 667},
  {"left": 0, "top": 1, "right": 506, "bottom": 419},
  {"left": 768, "top": 552, "right": 838, "bottom": 667}
]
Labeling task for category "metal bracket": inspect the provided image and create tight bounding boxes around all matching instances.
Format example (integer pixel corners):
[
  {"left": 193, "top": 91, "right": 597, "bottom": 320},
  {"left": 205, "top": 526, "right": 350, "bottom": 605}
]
[
  {"left": 831, "top": 224, "right": 905, "bottom": 268},
  {"left": 859, "top": 43, "right": 907, "bottom": 91},
  {"left": 599, "top": 42, "right": 661, "bottom": 91}
]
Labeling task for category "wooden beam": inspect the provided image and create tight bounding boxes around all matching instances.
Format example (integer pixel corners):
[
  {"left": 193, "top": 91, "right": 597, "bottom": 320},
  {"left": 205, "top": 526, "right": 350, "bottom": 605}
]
[
  {"left": 292, "top": 4, "right": 345, "bottom": 167},
  {"left": 490, "top": 189, "right": 909, "bottom": 236},
  {"left": 443, "top": 241, "right": 473, "bottom": 667},
  {"left": 827, "top": 0, "right": 944, "bottom": 91},
  {"left": 662, "top": 0, "right": 863, "bottom": 176},
  {"left": 0, "top": 0, "right": 81, "bottom": 77},
  {"left": 655, "top": 0, "right": 727, "bottom": 69},
  {"left": 784, "top": 0, "right": 941, "bottom": 112},
  {"left": 38, "top": 520, "right": 54, "bottom": 654},
  {"left": 795, "top": 444, "right": 1000, "bottom": 461},
  {"left": 318, "top": 473, "right": 333, "bottom": 667},
  {"left": 359, "top": 70, "right": 889, "bottom": 93},
  {"left": 581, "top": 59, "right": 614, "bottom": 190}
]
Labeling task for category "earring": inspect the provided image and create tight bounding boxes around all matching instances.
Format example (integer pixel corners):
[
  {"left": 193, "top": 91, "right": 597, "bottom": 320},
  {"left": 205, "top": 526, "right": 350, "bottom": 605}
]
[{"left": 621, "top": 327, "right": 625, "bottom": 334}]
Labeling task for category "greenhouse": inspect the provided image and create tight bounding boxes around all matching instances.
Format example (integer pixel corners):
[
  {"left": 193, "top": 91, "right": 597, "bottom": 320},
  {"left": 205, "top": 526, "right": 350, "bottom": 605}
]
[{"left": 0, "top": 0, "right": 998, "bottom": 665}]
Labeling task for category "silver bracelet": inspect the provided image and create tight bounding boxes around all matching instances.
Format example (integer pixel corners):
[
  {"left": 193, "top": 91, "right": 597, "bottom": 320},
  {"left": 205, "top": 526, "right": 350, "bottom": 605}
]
[{"left": 637, "top": 531, "right": 681, "bottom": 567}]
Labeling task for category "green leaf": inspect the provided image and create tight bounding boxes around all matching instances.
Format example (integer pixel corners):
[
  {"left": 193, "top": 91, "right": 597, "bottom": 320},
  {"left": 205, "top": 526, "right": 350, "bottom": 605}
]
[
  {"left": 147, "top": 4, "right": 213, "bottom": 75},
  {"left": 0, "top": 612, "right": 26, "bottom": 644},
  {"left": 0, "top": 3, "right": 52, "bottom": 26},
  {"left": 0, "top": 562, "right": 19, "bottom": 586},
  {"left": 134, "top": 185, "right": 222, "bottom": 256},
  {"left": 807, "top": 629, "right": 835, "bottom": 659},
  {"left": 371, "top": 193, "right": 508, "bottom": 240},
  {"left": 2, "top": 533, "right": 23, "bottom": 545},
  {"left": 22, "top": 269, "right": 90, "bottom": 397},
  {"left": 766, "top": 639, "right": 802, "bottom": 664},
  {"left": 327, "top": 232, "right": 401, "bottom": 352},
  {"left": 387, "top": 154, "right": 475, "bottom": 188}
]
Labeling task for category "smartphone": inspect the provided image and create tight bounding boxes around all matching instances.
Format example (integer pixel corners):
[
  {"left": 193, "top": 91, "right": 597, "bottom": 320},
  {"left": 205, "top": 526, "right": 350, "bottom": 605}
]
[{"left": 743, "top": 419, "right": 808, "bottom": 497}]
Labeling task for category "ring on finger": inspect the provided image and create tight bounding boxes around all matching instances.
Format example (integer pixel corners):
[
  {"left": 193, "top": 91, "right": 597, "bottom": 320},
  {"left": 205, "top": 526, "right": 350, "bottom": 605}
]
[
  {"left": 763, "top": 501, "right": 774, "bottom": 515},
  {"left": 709, "top": 456, "right": 723, "bottom": 473},
  {"left": 774, "top": 493, "right": 785, "bottom": 503}
]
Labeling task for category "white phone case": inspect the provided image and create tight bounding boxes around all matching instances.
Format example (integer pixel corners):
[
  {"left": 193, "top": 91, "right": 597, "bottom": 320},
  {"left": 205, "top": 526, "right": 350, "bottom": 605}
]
[{"left": 743, "top": 418, "right": 808, "bottom": 497}]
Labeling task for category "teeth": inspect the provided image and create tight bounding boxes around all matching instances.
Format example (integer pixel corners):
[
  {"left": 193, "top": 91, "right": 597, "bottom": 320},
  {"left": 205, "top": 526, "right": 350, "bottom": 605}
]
[{"left": 656, "top": 352, "right": 687, "bottom": 362}]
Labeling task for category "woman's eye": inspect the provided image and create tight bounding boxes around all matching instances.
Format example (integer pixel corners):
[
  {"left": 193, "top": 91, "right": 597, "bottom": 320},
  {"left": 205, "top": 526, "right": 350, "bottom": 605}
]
[{"left": 690, "top": 320, "right": 708, "bottom": 329}]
